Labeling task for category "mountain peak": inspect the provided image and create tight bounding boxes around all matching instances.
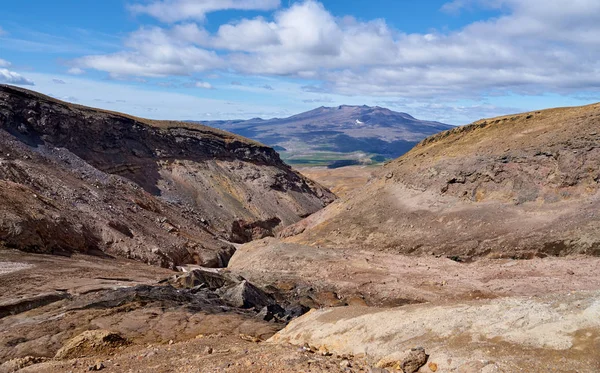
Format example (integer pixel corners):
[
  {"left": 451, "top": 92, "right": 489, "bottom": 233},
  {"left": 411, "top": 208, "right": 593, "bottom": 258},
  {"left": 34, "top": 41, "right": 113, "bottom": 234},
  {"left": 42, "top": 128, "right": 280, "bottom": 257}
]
[{"left": 202, "top": 104, "right": 452, "bottom": 163}]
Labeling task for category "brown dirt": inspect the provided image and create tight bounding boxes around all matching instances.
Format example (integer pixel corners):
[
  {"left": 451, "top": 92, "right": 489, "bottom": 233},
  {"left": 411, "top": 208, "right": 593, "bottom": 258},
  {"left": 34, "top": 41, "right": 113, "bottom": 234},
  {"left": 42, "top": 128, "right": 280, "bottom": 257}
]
[
  {"left": 296, "top": 166, "right": 379, "bottom": 198},
  {"left": 229, "top": 238, "right": 600, "bottom": 305},
  {"left": 15, "top": 334, "right": 375, "bottom": 373}
]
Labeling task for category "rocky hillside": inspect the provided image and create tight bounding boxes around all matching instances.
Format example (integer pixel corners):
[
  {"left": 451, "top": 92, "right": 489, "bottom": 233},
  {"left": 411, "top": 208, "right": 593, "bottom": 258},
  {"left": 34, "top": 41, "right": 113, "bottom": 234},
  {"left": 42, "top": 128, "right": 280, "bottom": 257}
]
[
  {"left": 0, "top": 85, "right": 334, "bottom": 268},
  {"left": 201, "top": 105, "right": 452, "bottom": 165},
  {"left": 284, "top": 102, "right": 600, "bottom": 258}
]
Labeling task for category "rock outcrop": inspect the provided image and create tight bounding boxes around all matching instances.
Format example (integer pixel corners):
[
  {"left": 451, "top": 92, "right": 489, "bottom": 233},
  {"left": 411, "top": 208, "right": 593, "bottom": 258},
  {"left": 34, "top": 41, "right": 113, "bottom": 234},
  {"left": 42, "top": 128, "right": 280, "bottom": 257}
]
[
  {"left": 285, "top": 102, "right": 600, "bottom": 258},
  {"left": 271, "top": 291, "right": 600, "bottom": 371},
  {"left": 0, "top": 85, "right": 334, "bottom": 267}
]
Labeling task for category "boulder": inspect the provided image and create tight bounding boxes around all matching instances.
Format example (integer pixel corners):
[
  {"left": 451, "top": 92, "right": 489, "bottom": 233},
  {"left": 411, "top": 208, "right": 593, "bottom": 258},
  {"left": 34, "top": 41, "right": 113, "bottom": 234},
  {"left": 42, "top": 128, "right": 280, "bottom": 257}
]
[
  {"left": 220, "top": 280, "right": 274, "bottom": 309},
  {"left": 256, "top": 304, "right": 286, "bottom": 322},
  {"left": 376, "top": 347, "right": 428, "bottom": 373},
  {"left": 169, "top": 268, "right": 242, "bottom": 290},
  {"left": 55, "top": 330, "right": 128, "bottom": 359}
]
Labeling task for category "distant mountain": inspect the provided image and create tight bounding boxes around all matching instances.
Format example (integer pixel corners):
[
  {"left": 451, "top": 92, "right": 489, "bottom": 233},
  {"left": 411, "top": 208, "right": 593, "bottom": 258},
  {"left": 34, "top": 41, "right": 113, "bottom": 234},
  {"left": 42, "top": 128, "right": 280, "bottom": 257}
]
[{"left": 198, "top": 105, "right": 453, "bottom": 167}]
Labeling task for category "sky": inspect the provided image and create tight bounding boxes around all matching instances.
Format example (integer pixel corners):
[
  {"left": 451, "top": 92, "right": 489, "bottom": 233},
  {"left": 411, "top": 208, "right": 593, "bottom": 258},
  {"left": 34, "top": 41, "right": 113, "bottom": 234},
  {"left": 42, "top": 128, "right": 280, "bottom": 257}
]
[{"left": 1, "top": 0, "right": 599, "bottom": 125}]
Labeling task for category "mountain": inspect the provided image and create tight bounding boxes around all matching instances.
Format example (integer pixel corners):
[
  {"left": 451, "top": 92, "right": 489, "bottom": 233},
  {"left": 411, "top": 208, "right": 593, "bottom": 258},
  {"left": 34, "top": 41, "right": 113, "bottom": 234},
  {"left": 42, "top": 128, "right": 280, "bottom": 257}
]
[
  {"left": 200, "top": 105, "right": 453, "bottom": 166},
  {"left": 279, "top": 102, "right": 600, "bottom": 258},
  {"left": 0, "top": 85, "right": 334, "bottom": 268}
]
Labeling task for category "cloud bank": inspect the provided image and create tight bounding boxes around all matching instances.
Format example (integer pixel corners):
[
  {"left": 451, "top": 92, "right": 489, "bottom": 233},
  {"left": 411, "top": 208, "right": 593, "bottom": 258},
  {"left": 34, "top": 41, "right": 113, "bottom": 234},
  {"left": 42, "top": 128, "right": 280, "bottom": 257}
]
[{"left": 71, "top": 0, "right": 600, "bottom": 100}]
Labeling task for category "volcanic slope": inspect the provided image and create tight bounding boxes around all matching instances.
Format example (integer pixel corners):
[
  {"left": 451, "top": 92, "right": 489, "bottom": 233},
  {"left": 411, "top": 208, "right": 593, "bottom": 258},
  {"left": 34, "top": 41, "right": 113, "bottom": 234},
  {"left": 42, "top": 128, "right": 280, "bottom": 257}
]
[
  {"left": 0, "top": 85, "right": 333, "bottom": 267},
  {"left": 282, "top": 102, "right": 600, "bottom": 258},
  {"left": 201, "top": 105, "right": 452, "bottom": 164}
]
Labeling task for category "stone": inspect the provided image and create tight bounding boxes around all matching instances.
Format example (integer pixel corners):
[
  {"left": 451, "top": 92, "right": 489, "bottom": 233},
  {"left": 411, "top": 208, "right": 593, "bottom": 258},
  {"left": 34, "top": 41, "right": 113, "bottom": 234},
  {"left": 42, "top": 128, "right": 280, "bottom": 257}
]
[
  {"left": 318, "top": 346, "right": 332, "bottom": 356},
  {"left": 401, "top": 347, "right": 429, "bottom": 373},
  {"left": 220, "top": 280, "right": 274, "bottom": 309},
  {"left": 55, "top": 330, "right": 128, "bottom": 359},
  {"left": 203, "top": 346, "right": 213, "bottom": 355},
  {"left": 239, "top": 334, "right": 263, "bottom": 343},
  {"left": 284, "top": 304, "right": 311, "bottom": 319},
  {"left": 170, "top": 268, "right": 242, "bottom": 291},
  {"left": 88, "top": 362, "right": 105, "bottom": 371},
  {"left": 376, "top": 347, "right": 428, "bottom": 373},
  {"left": 256, "top": 304, "right": 286, "bottom": 322}
]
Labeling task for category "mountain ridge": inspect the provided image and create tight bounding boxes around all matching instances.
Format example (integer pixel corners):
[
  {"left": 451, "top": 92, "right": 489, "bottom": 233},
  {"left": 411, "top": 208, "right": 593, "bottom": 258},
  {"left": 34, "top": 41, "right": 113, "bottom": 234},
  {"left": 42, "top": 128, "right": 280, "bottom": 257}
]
[{"left": 0, "top": 84, "right": 334, "bottom": 267}]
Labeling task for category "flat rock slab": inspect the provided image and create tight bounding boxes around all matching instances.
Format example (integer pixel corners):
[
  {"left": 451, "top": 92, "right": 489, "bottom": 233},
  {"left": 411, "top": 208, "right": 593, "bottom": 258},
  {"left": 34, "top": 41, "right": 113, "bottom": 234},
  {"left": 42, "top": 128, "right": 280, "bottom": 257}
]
[{"left": 271, "top": 291, "right": 600, "bottom": 372}]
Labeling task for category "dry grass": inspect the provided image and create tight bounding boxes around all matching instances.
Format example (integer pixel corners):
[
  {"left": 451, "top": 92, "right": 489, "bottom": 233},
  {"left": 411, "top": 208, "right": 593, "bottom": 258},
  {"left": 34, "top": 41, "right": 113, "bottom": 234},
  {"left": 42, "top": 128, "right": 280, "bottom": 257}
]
[{"left": 401, "top": 101, "right": 600, "bottom": 162}]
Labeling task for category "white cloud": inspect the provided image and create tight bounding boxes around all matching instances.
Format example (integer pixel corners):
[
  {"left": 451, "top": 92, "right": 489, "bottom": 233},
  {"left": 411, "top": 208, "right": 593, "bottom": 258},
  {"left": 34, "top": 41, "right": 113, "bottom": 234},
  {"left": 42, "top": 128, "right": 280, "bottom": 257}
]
[
  {"left": 74, "top": 26, "right": 221, "bottom": 77},
  {"left": 0, "top": 27, "right": 5, "bottom": 36},
  {"left": 72, "top": 0, "right": 600, "bottom": 100},
  {"left": 195, "top": 81, "right": 214, "bottom": 89},
  {"left": 129, "top": 0, "right": 281, "bottom": 23},
  {"left": 52, "top": 78, "right": 66, "bottom": 84},
  {"left": 0, "top": 59, "right": 10, "bottom": 67},
  {"left": 0, "top": 68, "right": 35, "bottom": 85},
  {"left": 68, "top": 67, "right": 85, "bottom": 75}
]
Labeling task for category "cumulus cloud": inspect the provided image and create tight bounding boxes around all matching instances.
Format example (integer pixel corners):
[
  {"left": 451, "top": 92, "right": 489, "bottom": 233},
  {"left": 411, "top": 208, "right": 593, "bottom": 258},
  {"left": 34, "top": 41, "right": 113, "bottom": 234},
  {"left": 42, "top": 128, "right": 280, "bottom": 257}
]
[
  {"left": 195, "top": 81, "right": 214, "bottom": 89},
  {"left": 0, "top": 68, "right": 34, "bottom": 85},
  {"left": 0, "top": 58, "right": 10, "bottom": 67},
  {"left": 129, "top": 0, "right": 281, "bottom": 23},
  {"left": 74, "top": 25, "right": 221, "bottom": 77},
  {"left": 73, "top": 0, "right": 600, "bottom": 99}
]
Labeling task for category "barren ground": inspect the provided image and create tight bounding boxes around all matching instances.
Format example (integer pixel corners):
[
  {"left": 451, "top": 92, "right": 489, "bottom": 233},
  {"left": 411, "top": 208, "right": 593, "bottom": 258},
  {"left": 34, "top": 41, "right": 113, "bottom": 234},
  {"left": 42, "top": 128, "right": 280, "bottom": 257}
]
[
  {"left": 296, "top": 166, "right": 379, "bottom": 198},
  {"left": 3, "top": 244, "right": 600, "bottom": 372}
]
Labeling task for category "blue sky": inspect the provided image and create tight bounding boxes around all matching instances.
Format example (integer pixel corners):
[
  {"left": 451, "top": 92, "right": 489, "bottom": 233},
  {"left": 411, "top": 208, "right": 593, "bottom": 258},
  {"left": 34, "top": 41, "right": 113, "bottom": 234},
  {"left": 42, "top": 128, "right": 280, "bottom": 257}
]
[{"left": 1, "top": 0, "right": 599, "bottom": 125}]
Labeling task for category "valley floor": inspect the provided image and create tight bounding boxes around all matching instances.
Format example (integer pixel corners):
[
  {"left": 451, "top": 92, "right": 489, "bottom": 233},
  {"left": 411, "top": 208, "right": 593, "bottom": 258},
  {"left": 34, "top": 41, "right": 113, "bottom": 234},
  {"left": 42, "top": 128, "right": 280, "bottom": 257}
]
[
  {"left": 296, "top": 165, "right": 379, "bottom": 198},
  {"left": 2, "top": 247, "right": 600, "bottom": 372}
]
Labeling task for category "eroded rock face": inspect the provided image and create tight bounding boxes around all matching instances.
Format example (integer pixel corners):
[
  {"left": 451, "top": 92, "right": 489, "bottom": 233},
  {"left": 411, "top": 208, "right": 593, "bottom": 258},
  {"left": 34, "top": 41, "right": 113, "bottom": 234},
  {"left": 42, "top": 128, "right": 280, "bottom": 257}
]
[
  {"left": 230, "top": 217, "right": 282, "bottom": 243},
  {"left": 287, "top": 103, "right": 600, "bottom": 258},
  {"left": 0, "top": 85, "right": 334, "bottom": 266}
]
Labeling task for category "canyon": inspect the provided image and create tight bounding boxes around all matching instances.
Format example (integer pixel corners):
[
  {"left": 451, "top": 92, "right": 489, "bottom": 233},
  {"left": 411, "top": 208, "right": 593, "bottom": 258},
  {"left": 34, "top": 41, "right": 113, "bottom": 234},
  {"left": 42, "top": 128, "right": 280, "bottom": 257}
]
[{"left": 1, "top": 86, "right": 600, "bottom": 372}]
